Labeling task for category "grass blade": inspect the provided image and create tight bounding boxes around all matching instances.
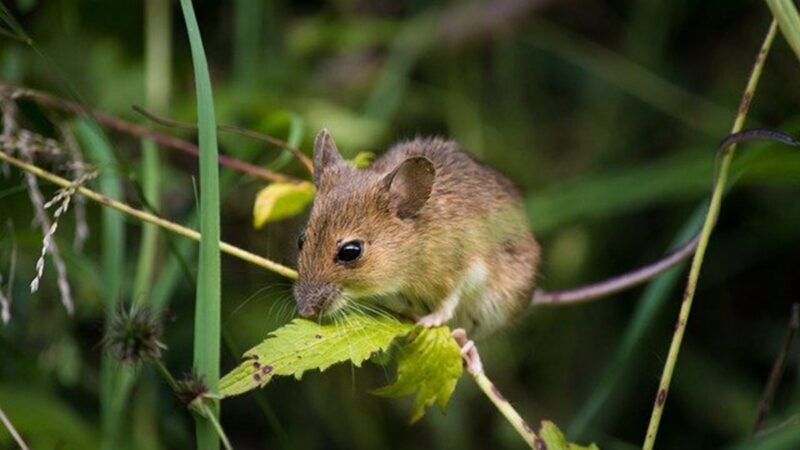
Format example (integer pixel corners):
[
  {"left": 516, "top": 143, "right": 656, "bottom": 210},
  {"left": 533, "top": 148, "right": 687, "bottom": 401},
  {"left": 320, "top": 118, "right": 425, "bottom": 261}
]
[
  {"left": 74, "top": 119, "right": 126, "bottom": 450},
  {"left": 766, "top": 0, "right": 800, "bottom": 62},
  {"left": 178, "top": 1, "right": 222, "bottom": 449}
]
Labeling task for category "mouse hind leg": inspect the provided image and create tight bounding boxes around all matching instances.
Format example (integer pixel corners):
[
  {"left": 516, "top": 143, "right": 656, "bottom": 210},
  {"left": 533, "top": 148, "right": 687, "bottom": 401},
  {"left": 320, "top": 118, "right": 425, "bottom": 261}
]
[{"left": 455, "top": 235, "right": 539, "bottom": 340}]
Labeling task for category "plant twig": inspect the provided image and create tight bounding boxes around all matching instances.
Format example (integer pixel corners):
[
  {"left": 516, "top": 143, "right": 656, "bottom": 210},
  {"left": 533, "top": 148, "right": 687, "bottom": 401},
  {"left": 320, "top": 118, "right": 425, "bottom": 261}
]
[
  {"left": 132, "top": 105, "right": 314, "bottom": 174},
  {"left": 453, "top": 330, "right": 538, "bottom": 448},
  {"left": 0, "top": 149, "right": 298, "bottom": 280},
  {"left": 0, "top": 84, "right": 301, "bottom": 184},
  {"left": 642, "top": 20, "right": 778, "bottom": 450},
  {"left": 197, "top": 402, "right": 234, "bottom": 450},
  {"left": 0, "top": 405, "right": 30, "bottom": 450},
  {"left": 754, "top": 303, "right": 800, "bottom": 432}
]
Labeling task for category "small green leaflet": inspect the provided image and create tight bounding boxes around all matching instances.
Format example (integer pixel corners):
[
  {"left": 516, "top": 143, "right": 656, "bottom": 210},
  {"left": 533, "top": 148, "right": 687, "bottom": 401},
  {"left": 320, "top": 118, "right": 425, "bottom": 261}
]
[
  {"left": 219, "top": 315, "right": 413, "bottom": 397},
  {"left": 538, "top": 421, "right": 600, "bottom": 450},
  {"left": 348, "top": 151, "right": 375, "bottom": 169},
  {"left": 373, "top": 326, "right": 463, "bottom": 423},
  {"left": 252, "top": 181, "right": 315, "bottom": 229}
]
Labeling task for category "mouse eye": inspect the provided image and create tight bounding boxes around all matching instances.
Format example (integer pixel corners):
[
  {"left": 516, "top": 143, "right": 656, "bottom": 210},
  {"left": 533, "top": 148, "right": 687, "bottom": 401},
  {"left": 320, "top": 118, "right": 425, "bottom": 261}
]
[
  {"left": 297, "top": 231, "right": 306, "bottom": 251},
  {"left": 336, "top": 240, "right": 363, "bottom": 264}
]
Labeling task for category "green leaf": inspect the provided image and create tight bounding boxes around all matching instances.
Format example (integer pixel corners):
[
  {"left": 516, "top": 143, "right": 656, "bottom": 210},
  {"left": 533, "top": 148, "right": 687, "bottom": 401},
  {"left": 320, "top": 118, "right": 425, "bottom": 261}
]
[
  {"left": 252, "top": 181, "right": 315, "bottom": 229},
  {"left": 220, "top": 315, "right": 413, "bottom": 398},
  {"left": 539, "top": 421, "right": 600, "bottom": 450},
  {"left": 348, "top": 151, "right": 375, "bottom": 169},
  {"left": 372, "top": 326, "right": 463, "bottom": 423}
]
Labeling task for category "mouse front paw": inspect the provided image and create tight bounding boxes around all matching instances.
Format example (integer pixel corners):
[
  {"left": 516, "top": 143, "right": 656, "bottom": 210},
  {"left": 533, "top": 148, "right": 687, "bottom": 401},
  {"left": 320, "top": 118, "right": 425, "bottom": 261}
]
[{"left": 415, "top": 311, "right": 452, "bottom": 328}]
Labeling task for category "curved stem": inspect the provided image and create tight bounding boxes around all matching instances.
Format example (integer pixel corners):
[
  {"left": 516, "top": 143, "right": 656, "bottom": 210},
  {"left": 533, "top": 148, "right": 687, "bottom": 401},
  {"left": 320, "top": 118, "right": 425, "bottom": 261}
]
[
  {"left": 0, "top": 84, "right": 301, "bottom": 184},
  {"left": 0, "top": 149, "right": 298, "bottom": 280},
  {"left": 132, "top": 104, "right": 314, "bottom": 174},
  {"left": 642, "top": 19, "right": 778, "bottom": 450}
]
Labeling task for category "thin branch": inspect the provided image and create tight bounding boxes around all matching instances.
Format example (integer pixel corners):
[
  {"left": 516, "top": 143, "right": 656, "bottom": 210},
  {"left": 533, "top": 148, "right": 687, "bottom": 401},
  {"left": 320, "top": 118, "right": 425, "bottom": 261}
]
[
  {"left": 0, "top": 84, "right": 301, "bottom": 184},
  {"left": 0, "top": 148, "right": 298, "bottom": 280},
  {"left": 0, "top": 405, "right": 30, "bottom": 450},
  {"left": 132, "top": 105, "right": 314, "bottom": 174},
  {"left": 453, "top": 329, "right": 539, "bottom": 449},
  {"left": 754, "top": 303, "right": 800, "bottom": 432},
  {"left": 642, "top": 20, "right": 778, "bottom": 450}
]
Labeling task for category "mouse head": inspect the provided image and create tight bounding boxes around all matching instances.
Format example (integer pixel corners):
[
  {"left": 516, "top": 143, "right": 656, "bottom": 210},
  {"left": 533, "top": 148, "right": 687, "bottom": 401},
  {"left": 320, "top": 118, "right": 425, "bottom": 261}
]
[{"left": 293, "top": 129, "right": 435, "bottom": 318}]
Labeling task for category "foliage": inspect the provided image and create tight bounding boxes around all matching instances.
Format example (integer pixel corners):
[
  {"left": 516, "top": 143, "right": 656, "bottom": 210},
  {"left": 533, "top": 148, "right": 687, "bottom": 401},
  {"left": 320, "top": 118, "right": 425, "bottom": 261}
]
[
  {"left": 252, "top": 181, "right": 315, "bottom": 229},
  {"left": 2, "top": 1, "right": 800, "bottom": 449},
  {"left": 220, "top": 315, "right": 413, "bottom": 397},
  {"left": 538, "top": 421, "right": 600, "bottom": 450},
  {"left": 373, "top": 326, "right": 462, "bottom": 423}
]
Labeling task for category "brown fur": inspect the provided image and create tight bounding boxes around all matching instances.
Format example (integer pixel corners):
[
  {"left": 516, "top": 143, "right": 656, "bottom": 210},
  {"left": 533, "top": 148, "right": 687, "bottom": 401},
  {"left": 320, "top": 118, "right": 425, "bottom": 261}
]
[{"left": 294, "top": 130, "right": 539, "bottom": 339}]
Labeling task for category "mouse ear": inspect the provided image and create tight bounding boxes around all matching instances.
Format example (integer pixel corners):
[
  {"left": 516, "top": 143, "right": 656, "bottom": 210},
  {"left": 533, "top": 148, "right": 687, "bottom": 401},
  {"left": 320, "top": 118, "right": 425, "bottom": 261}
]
[
  {"left": 382, "top": 156, "right": 435, "bottom": 219},
  {"left": 313, "top": 129, "right": 344, "bottom": 186}
]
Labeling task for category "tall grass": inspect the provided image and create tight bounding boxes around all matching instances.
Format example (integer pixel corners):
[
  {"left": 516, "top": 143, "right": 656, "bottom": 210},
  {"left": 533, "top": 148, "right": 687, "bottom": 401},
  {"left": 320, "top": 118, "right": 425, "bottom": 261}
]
[
  {"left": 178, "top": 1, "right": 222, "bottom": 450},
  {"left": 74, "top": 120, "right": 125, "bottom": 450}
]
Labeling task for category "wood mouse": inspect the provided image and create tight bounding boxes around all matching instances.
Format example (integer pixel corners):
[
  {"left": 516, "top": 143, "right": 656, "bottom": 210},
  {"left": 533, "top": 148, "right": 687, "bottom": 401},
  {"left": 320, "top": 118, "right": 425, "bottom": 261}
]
[
  {"left": 293, "top": 127, "right": 799, "bottom": 341},
  {"left": 294, "top": 129, "right": 539, "bottom": 339}
]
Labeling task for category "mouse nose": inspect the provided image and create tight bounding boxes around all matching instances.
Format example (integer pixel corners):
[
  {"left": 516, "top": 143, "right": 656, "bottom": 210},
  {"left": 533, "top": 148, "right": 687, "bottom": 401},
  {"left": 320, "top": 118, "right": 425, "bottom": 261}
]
[{"left": 293, "top": 280, "right": 338, "bottom": 318}]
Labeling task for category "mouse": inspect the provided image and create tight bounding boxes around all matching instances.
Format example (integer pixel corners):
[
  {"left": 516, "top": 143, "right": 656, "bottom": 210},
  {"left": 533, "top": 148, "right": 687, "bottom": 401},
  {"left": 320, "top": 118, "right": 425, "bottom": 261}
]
[
  {"left": 293, "top": 129, "right": 539, "bottom": 340},
  {"left": 292, "top": 127, "right": 800, "bottom": 343}
]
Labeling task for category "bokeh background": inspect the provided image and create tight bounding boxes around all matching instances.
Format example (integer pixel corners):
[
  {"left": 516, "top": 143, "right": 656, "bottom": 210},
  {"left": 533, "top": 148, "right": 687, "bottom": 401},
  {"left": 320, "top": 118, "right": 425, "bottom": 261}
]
[{"left": 2, "top": 0, "right": 800, "bottom": 449}]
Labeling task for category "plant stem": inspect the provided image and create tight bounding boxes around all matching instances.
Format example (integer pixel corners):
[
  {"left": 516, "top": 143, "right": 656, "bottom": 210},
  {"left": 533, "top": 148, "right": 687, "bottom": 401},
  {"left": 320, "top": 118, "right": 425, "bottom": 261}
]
[
  {"left": 641, "top": 19, "right": 778, "bottom": 450},
  {"left": 754, "top": 303, "right": 800, "bottom": 432},
  {"left": 472, "top": 371, "right": 538, "bottom": 449},
  {"left": 199, "top": 402, "right": 234, "bottom": 450},
  {"left": 0, "top": 84, "right": 300, "bottom": 184},
  {"left": 0, "top": 149, "right": 297, "bottom": 279},
  {"left": 153, "top": 359, "right": 181, "bottom": 395},
  {"left": 0, "top": 405, "right": 30, "bottom": 450},
  {"left": 453, "top": 330, "right": 538, "bottom": 448}
]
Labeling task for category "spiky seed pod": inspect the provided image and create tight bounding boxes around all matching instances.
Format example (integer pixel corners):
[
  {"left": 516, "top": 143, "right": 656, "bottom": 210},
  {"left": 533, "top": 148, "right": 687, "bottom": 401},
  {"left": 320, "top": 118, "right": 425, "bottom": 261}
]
[
  {"left": 103, "top": 304, "right": 164, "bottom": 364},
  {"left": 176, "top": 373, "right": 209, "bottom": 407}
]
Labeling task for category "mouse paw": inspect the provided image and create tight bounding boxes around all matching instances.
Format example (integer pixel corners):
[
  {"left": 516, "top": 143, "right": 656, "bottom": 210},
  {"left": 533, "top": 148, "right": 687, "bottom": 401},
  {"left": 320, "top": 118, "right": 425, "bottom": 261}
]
[
  {"left": 416, "top": 311, "right": 451, "bottom": 328},
  {"left": 451, "top": 328, "right": 483, "bottom": 374}
]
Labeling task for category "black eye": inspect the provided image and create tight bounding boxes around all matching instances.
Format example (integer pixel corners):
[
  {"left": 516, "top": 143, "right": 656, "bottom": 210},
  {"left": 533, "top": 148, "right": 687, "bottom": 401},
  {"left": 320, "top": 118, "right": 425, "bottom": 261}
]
[
  {"left": 297, "top": 232, "right": 306, "bottom": 251},
  {"left": 336, "top": 240, "right": 363, "bottom": 264}
]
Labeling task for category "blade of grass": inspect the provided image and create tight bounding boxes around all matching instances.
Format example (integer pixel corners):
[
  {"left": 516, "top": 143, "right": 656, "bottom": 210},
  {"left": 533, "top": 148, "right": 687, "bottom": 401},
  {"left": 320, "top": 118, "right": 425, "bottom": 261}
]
[
  {"left": 74, "top": 119, "right": 126, "bottom": 450},
  {"left": 765, "top": 0, "right": 800, "bottom": 61},
  {"left": 133, "top": 0, "right": 172, "bottom": 305},
  {"left": 642, "top": 20, "right": 778, "bottom": 449},
  {"left": 178, "top": 2, "right": 222, "bottom": 450},
  {"left": 114, "top": 2, "right": 174, "bottom": 448}
]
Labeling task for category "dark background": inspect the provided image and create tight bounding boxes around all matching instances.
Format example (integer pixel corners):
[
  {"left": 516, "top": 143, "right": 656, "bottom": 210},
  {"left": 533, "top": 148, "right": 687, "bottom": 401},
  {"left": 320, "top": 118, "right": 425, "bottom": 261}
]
[{"left": 1, "top": 0, "right": 800, "bottom": 449}]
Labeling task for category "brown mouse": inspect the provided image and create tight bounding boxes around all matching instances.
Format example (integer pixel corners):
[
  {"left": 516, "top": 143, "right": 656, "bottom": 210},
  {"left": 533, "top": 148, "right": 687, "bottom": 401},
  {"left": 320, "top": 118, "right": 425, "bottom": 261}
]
[{"left": 294, "top": 129, "right": 539, "bottom": 340}]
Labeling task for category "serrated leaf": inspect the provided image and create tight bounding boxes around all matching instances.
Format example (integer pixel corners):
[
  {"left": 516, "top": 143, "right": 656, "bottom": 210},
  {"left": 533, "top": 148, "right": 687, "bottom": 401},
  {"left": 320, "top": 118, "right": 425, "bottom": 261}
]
[
  {"left": 538, "top": 421, "right": 600, "bottom": 450},
  {"left": 252, "top": 181, "right": 315, "bottom": 229},
  {"left": 219, "top": 315, "right": 413, "bottom": 397},
  {"left": 348, "top": 151, "right": 375, "bottom": 169},
  {"left": 372, "top": 326, "right": 463, "bottom": 423}
]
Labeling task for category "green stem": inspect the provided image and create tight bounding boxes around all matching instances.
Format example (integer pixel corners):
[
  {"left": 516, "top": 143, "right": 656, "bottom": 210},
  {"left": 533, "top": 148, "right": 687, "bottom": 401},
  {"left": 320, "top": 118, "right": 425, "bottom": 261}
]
[
  {"left": 0, "top": 149, "right": 296, "bottom": 278},
  {"left": 153, "top": 359, "right": 181, "bottom": 395},
  {"left": 472, "top": 371, "right": 538, "bottom": 449},
  {"left": 198, "top": 403, "right": 234, "bottom": 450},
  {"left": 641, "top": 19, "right": 778, "bottom": 450}
]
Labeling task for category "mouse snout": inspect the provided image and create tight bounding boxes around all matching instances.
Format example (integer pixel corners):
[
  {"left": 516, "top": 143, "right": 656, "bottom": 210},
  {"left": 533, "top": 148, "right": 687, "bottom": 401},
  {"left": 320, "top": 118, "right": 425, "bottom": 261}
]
[{"left": 293, "top": 279, "right": 340, "bottom": 317}]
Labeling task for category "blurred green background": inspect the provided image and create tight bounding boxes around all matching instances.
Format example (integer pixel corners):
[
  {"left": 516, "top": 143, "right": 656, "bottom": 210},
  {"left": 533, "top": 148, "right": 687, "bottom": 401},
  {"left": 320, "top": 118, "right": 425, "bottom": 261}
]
[{"left": 2, "top": 0, "right": 800, "bottom": 449}]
